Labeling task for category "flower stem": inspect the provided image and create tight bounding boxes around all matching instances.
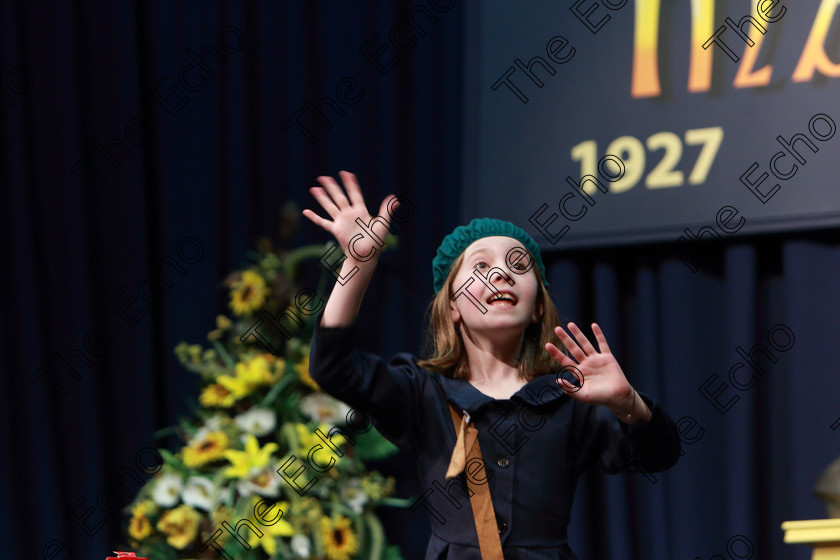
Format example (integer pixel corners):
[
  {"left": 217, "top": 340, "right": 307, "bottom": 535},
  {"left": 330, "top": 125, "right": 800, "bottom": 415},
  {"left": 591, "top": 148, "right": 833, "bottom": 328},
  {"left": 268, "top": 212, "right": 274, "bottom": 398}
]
[
  {"left": 364, "top": 511, "right": 385, "bottom": 560},
  {"left": 283, "top": 243, "right": 334, "bottom": 283},
  {"left": 211, "top": 340, "right": 237, "bottom": 370}
]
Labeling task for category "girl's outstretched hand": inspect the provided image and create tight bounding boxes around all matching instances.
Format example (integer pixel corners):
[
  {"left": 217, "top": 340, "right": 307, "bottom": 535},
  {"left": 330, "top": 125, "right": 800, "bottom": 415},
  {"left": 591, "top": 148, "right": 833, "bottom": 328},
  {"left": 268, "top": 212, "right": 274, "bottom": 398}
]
[
  {"left": 545, "top": 322, "right": 639, "bottom": 415},
  {"left": 302, "top": 170, "right": 398, "bottom": 261}
]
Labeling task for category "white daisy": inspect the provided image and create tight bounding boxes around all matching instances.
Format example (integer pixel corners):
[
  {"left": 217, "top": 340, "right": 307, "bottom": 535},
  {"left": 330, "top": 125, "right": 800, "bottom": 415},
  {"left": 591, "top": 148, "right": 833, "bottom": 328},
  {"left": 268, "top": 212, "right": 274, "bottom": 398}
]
[
  {"left": 236, "top": 466, "right": 280, "bottom": 497},
  {"left": 181, "top": 476, "right": 216, "bottom": 511},
  {"left": 340, "top": 478, "right": 369, "bottom": 514},
  {"left": 234, "top": 407, "right": 276, "bottom": 437},
  {"left": 152, "top": 473, "right": 183, "bottom": 508},
  {"left": 291, "top": 534, "right": 311, "bottom": 557},
  {"left": 299, "top": 393, "right": 352, "bottom": 426}
]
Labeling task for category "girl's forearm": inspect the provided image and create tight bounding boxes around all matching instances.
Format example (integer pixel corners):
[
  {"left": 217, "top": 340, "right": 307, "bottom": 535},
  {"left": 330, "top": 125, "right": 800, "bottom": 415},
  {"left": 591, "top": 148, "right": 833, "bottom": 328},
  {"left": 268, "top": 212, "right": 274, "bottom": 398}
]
[{"left": 320, "top": 256, "right": 379, "bottom": 327}]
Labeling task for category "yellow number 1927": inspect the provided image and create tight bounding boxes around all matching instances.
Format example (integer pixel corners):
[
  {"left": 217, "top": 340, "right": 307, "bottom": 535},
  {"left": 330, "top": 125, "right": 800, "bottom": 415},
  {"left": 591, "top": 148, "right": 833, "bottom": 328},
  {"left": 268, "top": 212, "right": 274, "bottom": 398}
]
[{"left": 570, "top": 127, "right": 724, "bottom": 195}]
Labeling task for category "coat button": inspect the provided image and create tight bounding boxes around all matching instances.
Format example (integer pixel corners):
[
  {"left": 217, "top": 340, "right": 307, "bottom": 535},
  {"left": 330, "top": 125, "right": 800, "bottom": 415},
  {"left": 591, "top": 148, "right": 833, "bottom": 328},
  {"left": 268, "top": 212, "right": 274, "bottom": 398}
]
[
  {"left": 498, "top": 520, "right": 508, "bottom": 534},
  {"left": 497, "top": 457, "right": 510, "bottom": 468}
]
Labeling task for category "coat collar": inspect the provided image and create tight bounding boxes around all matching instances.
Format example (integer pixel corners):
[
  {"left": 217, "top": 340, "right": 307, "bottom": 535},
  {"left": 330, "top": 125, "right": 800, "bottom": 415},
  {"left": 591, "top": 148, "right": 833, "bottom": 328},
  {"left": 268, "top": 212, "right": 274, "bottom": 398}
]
[{"left": 437, "top": 372, "right": 569, "bottom": 415}]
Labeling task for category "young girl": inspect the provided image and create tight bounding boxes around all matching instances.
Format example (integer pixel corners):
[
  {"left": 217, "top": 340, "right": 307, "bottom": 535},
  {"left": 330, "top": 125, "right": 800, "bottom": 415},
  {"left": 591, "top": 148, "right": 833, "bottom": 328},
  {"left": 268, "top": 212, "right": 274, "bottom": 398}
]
[{"left": 302, "top": 171, "right": 680, "bottom": 560}]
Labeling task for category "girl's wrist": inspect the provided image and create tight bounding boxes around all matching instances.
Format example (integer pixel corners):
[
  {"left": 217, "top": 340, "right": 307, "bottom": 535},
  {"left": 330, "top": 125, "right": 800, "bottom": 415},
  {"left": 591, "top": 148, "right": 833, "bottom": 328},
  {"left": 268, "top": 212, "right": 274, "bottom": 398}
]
[
  {"left": 611, "top": 388, "right": 652, "bottom": 425},
  {"left": 335, "top": 252, "right": 380, "bottom": 281}
]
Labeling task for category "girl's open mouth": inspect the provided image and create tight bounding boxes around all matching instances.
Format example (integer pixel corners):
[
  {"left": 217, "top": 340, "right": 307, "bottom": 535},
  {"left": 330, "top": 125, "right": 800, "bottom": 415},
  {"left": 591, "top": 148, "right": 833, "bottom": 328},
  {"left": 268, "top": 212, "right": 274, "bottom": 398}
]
[{"left": 486, "top": 291, "right": 517, "bottom": 307}]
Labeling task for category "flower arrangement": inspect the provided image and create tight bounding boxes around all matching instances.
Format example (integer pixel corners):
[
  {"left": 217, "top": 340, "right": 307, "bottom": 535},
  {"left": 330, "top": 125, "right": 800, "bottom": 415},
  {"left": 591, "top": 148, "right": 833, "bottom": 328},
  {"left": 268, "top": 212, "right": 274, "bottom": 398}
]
[{"left": 122, "top": 202, "right": 411, "bottom": 559}]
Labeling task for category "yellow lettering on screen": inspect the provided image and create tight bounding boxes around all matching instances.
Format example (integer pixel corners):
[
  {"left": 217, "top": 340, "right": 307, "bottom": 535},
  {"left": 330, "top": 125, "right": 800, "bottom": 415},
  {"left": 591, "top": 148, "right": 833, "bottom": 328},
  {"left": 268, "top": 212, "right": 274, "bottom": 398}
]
[
  {"left": 792, "top": 0, "right": 840, "bottom": 81},
  {"left": 688, "top": 0, "right": 715, "bottom": 92},
  {"left": 733, "top": 0, "right": 773, "bottom": 88},
  {"left": 631, "top": 0, "right": 661, "bottom": 98}
]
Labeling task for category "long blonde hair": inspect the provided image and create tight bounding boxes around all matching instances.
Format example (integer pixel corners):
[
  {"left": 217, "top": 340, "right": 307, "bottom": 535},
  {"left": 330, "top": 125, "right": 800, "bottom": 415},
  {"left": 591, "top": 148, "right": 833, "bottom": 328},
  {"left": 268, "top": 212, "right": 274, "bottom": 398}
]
[{"left": 417, "top": 251, "right": 563, "bottom": 381}]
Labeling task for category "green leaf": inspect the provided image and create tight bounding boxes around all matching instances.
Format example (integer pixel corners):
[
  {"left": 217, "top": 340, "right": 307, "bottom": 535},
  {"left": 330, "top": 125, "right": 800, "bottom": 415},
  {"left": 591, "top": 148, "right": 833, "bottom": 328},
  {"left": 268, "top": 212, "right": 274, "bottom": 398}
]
[
  {"left": 260, "top": 370, "right": 297, "bottom": 407},
  {"left": 152, "top": 425, "right": 180, "bottom": 440},
  {"left": 321, "top": 500, "right": 357, "bottom": 518},
  {"left": 382, "top": 543, "right": 405, "bottom": 560},
  {"left": 351, "top": 427, "right": 399, "bottom": 463},
  {"left": 158, "top": 449, "right": 192, "bottom": 476},
  {"left": 212, "top": 339, "right": 238, "bottom": 370},
  {"left": 376, "top": 497, "right": 415, "bottom": 508},
  {"left": 233, "top": 493, "right": 253, "bottom": 520}
]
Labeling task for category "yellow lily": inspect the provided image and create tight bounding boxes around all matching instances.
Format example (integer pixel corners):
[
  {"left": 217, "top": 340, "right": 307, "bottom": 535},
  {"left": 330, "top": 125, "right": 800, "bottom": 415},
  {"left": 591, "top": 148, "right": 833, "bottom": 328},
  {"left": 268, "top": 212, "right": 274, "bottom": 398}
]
[
  {"left": 223, "top": 434, "right": 278, "bottom": 479},
  {"left": 217, "top": 354, "right": 279, "bottom": 401},
  {"left": 294, "top": 353, "right": 320, "bottom": 391},
  {"left": 246, "top": 498, "right": 294, "bottom": 555}
]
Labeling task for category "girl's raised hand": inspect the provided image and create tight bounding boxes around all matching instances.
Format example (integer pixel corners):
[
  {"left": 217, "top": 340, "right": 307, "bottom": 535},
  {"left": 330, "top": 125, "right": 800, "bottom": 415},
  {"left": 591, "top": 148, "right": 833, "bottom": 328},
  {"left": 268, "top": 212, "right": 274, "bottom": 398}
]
[
  {"left": 545, "top": 322, "right": 636, "bottom": 412},
  {"left": 302, "top": 171, "right": 398, "bottom": 260}
]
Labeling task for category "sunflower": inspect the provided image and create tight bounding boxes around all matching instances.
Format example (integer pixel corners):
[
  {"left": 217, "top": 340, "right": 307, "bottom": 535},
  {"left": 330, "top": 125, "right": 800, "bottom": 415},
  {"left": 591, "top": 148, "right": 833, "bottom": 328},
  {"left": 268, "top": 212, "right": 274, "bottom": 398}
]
[
  {"left": 182, "top": 431, "right": 230, "bottom": 468},
  {"left": 156, "top": 504, "right": 201, "bottom": 549},
  {"left": 320, "top": 514, "right": 359, "bottom": 560},
  {"left": 199, "top": 383, "right": 236, "bottom": 408},
  {"left": 229, "top": 269, "right": 268, "bottom": 316},
  {"left": 128, "top": 500, "right": 155, "bottom": 540}
]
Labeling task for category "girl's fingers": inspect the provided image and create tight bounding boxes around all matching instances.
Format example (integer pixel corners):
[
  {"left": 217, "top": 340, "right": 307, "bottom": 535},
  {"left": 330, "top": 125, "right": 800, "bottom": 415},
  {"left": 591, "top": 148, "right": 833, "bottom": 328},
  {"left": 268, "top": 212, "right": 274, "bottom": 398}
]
[
  {"left": 377, "top": 194, "right": 397, "bottom": 223},
  {"left": 317, "top": 175, "right": 351, "bottom": 210},
  {"left": 592, "top": 323, "right": 611, "bottom": 354},
  {"left": 553, "top": 326, "right": 586, "bottom": 363},
  {"left": 557, "top": 366, "right": 586, "bottom": 395},
  {"left": 309, "top": 186, "right": 341, "bottom": 219},
  {"left": 301, "top": 208, "right": 333, "bottom": 232},
  {"left": 340, "top": 170, "right": 367, "bottom": 208},
  {"left": 545, "top": 343, "right": 575, "bottom": 368},
  {"left": 567, "top": 322, "right": 597, "bottom": 355}
]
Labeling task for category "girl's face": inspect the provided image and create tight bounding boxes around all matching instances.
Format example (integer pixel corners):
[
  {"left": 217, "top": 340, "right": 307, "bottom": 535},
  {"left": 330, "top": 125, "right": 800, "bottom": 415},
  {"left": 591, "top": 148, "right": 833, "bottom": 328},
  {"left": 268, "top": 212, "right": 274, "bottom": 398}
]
[{"left": 448, "top": 236, "right": 541, "bottom": 337}]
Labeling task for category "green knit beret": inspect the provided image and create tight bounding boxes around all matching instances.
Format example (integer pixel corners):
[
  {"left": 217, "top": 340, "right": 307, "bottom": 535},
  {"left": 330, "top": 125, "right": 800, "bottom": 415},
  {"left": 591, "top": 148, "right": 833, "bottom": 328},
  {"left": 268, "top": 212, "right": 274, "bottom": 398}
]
[{"left": 432, "top": 218, "right": 548, "bottom": 293}]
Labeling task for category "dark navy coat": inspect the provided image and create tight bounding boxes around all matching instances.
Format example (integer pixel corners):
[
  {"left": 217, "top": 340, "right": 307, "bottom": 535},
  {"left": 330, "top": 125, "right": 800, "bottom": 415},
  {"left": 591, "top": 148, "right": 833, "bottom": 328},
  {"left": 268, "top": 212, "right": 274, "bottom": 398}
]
[{"left": 309, "top": 319, "right": 681, "bottom": 560}]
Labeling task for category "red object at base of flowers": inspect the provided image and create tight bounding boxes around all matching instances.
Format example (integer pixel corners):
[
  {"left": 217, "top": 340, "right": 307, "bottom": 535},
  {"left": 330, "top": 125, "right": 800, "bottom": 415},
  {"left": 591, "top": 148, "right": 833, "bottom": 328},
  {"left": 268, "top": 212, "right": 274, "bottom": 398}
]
[{"left": 108, "top": 553, "right": 147, "bottom": 560}]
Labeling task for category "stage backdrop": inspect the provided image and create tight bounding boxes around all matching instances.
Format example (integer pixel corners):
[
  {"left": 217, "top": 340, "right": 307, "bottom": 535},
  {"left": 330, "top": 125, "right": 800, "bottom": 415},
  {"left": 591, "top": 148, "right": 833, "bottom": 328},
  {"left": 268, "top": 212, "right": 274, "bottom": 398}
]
[{"left": 462, "top": 0, "right": 840, "bottom": 249}]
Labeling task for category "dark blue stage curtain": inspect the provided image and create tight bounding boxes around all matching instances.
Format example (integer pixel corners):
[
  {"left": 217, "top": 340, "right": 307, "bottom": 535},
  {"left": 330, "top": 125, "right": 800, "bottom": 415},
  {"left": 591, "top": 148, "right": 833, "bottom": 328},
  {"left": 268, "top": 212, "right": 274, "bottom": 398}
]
[
  {"left": 1, "top": 2, "right": 837, "bottom": 560},
  {"left": 548, "top": 231, "right": 840, "bottom": 560},
  {"left": 0, "top": 1, "right": 460, "bottom": 558}
]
